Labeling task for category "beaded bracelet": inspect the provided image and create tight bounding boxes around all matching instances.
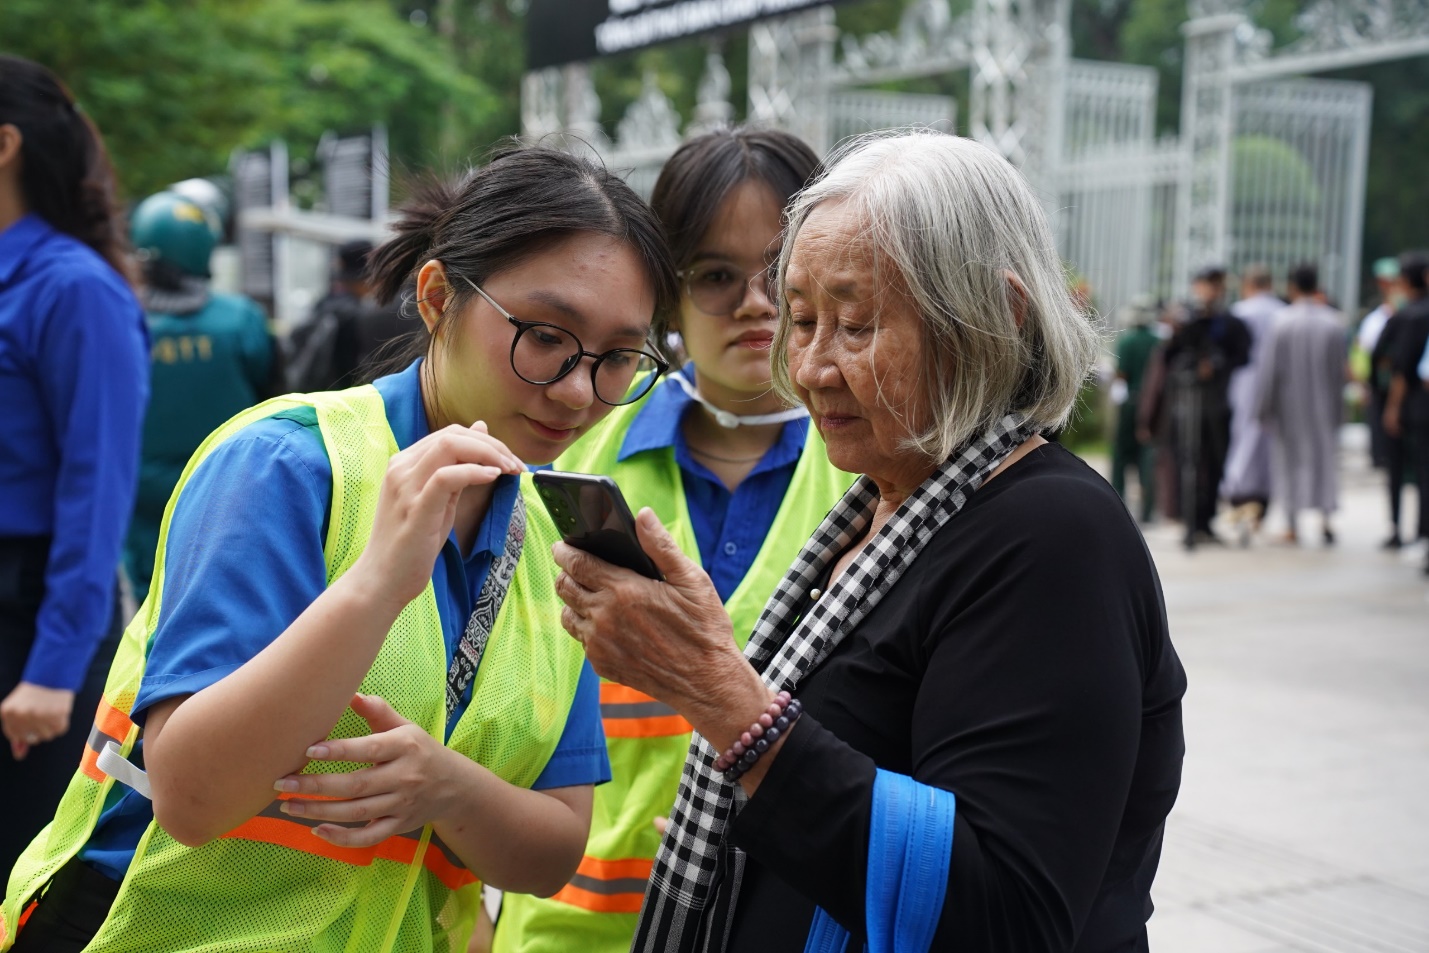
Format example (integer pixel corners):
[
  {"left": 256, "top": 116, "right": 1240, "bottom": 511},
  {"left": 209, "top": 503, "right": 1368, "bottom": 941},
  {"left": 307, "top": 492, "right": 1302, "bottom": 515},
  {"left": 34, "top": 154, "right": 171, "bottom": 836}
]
[{"left": 714, "top": 691, "right": 804, "bottom": 783}]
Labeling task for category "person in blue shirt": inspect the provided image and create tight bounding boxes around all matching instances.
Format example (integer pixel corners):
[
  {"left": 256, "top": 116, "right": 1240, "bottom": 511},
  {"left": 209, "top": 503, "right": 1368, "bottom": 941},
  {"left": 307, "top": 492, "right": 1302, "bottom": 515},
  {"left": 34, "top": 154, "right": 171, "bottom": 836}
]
[
  {"left": 5, "top": 147, "right": 679, "bottom": 953},
  {"left": 0, "top": 55, "right": 149, "bottom": 874}
]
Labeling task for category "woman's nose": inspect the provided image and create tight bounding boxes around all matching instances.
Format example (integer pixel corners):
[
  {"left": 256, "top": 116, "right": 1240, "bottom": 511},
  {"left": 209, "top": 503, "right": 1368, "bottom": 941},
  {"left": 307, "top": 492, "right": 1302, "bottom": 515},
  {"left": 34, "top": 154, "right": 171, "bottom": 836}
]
[
  {"left": 546, "top": 360, "right": 596, "bottom": 411},
  {"left": 790, "top": 334, "right": 836, "bottom": 391},
  {"left": 732, "top": 271, "right": 776, "bottom": 322}
]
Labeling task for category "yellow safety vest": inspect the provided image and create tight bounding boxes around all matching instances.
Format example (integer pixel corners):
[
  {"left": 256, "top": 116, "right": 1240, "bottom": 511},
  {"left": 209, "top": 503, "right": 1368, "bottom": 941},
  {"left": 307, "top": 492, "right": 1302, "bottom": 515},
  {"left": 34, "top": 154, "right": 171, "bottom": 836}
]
[
  {"left": 494, "top": 386, "right": 855, "bottom": 953},
  {"left": 1, "top": 386, "right": 586, "bottom": 953}
]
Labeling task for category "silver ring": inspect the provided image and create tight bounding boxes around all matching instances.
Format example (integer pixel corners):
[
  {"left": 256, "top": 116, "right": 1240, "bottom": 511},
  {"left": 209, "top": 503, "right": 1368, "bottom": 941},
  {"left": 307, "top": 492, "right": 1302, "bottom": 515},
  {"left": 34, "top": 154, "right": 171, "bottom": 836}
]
[{"left": 24, "top": 733, "right": 39, "bottom": 744}]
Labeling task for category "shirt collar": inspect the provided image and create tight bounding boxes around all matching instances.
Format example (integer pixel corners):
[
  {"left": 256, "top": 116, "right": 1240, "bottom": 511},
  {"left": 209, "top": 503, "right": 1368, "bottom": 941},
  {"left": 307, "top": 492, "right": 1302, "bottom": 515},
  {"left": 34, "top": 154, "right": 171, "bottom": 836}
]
[
  {"left": 371, "top": 358, "right": 429, "bottom": 451},
  {"left": 618, "top": 368, "right": 695, "bottom": 461},
  {"left": 0, "top": 215, "right": 53, "bottom": 285},
  {"left": 619, "top": 365, "right": 809, "bottom": 474},
  {"left": 371, "top": 357, "right": 516, "bottom": 561}
]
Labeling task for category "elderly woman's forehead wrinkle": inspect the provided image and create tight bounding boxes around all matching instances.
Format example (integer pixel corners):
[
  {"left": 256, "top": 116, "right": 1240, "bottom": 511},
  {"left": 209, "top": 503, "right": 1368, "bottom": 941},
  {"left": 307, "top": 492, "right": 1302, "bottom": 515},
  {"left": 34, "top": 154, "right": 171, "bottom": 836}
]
[{"left": 789, "top": 223, "right": 891, "bottom": 308}]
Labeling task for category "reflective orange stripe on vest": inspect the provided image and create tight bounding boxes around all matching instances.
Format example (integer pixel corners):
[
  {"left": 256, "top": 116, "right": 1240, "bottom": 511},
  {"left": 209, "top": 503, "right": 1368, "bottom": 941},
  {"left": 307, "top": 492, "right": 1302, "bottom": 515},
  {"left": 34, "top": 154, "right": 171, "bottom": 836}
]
[
  {"left": 551, "top": 855, "right": 652, "bottom": 913},
  {"left": 599, "top": 683, "right": 691, "bottom": 738},
  {"left": 79, "top": 697, "right": 135, "bottom": 783},
  {"left": 222, "top": 794, "right": 477, "bottom": 891}
]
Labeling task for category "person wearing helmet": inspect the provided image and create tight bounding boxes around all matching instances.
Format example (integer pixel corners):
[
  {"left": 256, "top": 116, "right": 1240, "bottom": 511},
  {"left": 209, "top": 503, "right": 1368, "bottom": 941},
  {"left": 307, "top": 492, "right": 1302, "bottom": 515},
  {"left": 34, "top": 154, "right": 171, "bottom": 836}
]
[{"left": 124, "top": 190, "right": 278, "bottom": 602}]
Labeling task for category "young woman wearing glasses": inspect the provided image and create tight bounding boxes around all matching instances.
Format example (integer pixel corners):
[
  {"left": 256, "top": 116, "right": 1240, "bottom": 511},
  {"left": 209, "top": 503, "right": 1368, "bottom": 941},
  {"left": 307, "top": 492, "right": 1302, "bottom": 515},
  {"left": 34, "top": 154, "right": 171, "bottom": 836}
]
[
  {"left": 491, "top": 128, "right": 856, "bottom": 953},
  {"left": 1, "top": 147, "right": 677, "bottom": 953}
]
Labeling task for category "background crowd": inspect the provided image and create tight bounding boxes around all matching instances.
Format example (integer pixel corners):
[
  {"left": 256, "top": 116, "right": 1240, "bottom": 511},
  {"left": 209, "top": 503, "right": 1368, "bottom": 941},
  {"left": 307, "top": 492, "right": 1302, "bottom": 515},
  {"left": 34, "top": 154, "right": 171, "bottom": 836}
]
[{"left": 1109, "top": 254, "right": 1429, "bottom": 573}]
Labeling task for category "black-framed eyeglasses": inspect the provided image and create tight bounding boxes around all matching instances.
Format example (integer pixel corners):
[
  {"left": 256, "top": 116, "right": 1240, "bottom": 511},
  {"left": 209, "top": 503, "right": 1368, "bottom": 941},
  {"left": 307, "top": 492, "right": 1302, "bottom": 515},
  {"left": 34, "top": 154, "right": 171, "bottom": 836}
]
[
  {"left": 679, "top": 261, "right": 777, "bottom": 317},
  {"left": 465, "top": 279, "right": 669, "bottom": 406}
]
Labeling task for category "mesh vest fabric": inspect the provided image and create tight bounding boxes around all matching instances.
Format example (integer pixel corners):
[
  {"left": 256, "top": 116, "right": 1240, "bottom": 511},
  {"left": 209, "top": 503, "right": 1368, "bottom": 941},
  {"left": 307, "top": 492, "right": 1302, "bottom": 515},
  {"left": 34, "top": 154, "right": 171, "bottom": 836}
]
[
  {"left": 1, "top": 386, "right": 585, "bottom": 953},
  {"left": 493, "top": 395, "right": 855, "bottom": 953}
]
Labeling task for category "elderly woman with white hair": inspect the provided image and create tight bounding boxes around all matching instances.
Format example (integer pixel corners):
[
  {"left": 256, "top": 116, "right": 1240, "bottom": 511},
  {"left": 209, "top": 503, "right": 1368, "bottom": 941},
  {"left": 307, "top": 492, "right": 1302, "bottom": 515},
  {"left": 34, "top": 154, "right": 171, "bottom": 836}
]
[{"left": 552, "top": 132, "right": 1186, "bottom": 953}]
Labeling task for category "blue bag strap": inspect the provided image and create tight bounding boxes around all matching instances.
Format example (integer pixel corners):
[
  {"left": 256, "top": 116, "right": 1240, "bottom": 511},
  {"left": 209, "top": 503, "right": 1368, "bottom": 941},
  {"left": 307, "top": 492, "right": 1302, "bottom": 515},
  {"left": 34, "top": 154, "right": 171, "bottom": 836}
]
[
  {"left": 804, "top": 910, "right": 851, "bottom": 953},
  {"left": 802, "top": 770, "right": 958, "bottom": 953}
]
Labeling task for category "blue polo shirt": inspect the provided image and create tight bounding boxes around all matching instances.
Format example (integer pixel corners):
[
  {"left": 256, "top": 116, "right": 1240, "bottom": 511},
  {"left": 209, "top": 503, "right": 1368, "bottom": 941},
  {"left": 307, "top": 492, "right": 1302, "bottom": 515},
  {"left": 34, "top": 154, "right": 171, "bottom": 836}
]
[
  {"left": 0, "top": 214, "right": 148, "bottom": 689},
  {"left": 81, "top": 359, "right": 608, "bottom": 880},
  {"left": 620, "top": 369, "right": 807, "bottom": 600}
]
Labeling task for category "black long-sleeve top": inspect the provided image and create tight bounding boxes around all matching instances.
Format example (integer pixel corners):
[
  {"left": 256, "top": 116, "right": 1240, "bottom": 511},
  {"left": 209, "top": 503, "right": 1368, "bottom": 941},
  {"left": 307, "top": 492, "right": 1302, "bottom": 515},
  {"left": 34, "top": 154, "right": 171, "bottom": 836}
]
[{"left": 727, "top": 444, "right": 1186, "bottom": 952}]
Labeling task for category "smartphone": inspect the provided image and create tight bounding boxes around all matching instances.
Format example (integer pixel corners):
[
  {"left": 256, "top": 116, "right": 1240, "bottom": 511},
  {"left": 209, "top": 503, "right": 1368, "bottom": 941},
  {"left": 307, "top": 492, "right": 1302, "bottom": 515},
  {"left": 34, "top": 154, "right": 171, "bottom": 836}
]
[{"left": 533, "top": 471, "right": 663, "bottom": 580}]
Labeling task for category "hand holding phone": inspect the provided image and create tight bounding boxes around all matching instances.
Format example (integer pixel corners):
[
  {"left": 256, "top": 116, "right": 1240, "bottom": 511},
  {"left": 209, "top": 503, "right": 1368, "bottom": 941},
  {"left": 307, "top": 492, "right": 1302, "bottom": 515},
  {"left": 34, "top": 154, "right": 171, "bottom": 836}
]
[{"left": 534, "top": 471, "right": 663, "bottom": 580}]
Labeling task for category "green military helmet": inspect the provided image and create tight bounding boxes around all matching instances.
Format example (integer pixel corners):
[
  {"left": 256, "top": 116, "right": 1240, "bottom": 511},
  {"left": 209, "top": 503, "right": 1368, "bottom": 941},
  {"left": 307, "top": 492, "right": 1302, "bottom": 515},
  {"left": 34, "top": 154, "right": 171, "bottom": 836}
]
[
  {"left": 169, "top": 177, "right": 230, "bottom": 240},
  {"left": 131, "top": 191, "right": 217, "bottom": 278}
]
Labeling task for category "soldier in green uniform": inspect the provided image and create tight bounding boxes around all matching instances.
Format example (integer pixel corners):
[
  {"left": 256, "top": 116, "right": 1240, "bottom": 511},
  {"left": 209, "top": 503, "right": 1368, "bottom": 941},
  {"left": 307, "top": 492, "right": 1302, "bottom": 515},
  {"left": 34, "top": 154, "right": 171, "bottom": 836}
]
[
  {"left": 123, "top": 191, "right": 278, "bottom": 601},
  {"left": 1111, "top": 296, "right": 1163, "bottom": 522}
]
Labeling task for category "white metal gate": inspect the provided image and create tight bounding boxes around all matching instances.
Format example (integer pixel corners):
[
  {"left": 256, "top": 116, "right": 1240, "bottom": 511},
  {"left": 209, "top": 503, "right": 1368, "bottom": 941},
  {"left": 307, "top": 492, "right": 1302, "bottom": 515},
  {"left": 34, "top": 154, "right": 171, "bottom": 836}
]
[{"left": 1229, "top": 78, "right": 1372, "bottom": 308}]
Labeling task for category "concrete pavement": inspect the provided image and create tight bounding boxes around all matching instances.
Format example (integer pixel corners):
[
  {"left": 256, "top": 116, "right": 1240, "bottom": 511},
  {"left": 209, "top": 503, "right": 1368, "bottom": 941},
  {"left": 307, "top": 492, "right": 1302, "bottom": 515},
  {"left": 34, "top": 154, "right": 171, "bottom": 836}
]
[{"left": 1103, "top": 428, "right": 1429, "bottom": 952}]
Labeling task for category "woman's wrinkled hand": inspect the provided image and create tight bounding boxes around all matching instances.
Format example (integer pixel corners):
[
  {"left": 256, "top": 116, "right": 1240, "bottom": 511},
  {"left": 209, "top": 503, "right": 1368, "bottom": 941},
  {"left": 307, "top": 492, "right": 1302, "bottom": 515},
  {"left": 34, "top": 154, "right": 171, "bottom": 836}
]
[
  {"left": 553, "top": 508, "right": 752, "bottom": 715},
  {"left": 350, "top": 422, "right": 524, "bottom": 611},
  {"left": 273, "top": 693, "right": 458, "bottom": 847}
]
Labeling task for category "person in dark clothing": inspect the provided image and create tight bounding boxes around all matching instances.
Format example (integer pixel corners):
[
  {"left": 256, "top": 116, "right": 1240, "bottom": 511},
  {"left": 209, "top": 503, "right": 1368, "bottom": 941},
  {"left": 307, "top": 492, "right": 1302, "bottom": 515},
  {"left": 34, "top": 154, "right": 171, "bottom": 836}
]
[
  {"left": 553, "top": 134, "right": 1184, "bottom": 953},
  {"left": 1375, "top": 255, "right": 1423, "bottom": 550},
  {"left": 1383, "top": 251, "right": 1429, "bottom": 571},
  {"left": 0, "top": 56, "right": 149, "bottom": 875},
  {"left": 1163, "top": 266, "right": 1252, "bottom": 548},
  {"left": 1358, "top": 257, "right": 1401, "bottom": 470},
  {"left": 1111, "top": 297, "right": 1162, "bottom": 522},
  {"left": 287, "top": 239, "right": 407, "bottom": 391}
]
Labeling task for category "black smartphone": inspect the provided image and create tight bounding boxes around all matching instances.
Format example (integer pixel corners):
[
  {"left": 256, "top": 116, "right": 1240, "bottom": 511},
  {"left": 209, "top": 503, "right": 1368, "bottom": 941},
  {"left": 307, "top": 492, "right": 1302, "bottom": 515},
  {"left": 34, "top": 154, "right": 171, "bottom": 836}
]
[{"left": 533, "top": 471, "right": 663, "bottom": 580}]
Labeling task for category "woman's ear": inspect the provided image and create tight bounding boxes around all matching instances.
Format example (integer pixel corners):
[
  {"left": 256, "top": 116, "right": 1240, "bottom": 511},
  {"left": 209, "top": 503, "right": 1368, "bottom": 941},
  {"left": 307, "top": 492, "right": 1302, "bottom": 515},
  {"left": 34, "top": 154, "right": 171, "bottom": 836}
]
[
  {"left": 415, "top": 259, "right": 449, "bottom": 334},
  {"left": 0, "top": 124, "right": 23, "bottom": 173},
  {"left": 1004, "top": 270, "right": 1030, "bottom": 329}
]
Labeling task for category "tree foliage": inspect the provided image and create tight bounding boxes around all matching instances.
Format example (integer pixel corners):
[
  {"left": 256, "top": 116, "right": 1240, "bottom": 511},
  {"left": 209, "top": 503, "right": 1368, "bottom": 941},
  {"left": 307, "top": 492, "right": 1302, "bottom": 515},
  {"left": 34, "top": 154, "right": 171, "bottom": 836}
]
[{"left": 1, "top": 0, "right": 511, "bottom": 201}]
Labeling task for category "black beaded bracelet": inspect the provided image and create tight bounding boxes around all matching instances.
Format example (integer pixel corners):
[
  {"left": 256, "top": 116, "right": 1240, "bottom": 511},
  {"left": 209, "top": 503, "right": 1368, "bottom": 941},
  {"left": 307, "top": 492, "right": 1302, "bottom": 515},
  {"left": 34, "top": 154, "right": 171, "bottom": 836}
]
[{"left": 716, "top": 696, "right": 803, "bottom": 784}]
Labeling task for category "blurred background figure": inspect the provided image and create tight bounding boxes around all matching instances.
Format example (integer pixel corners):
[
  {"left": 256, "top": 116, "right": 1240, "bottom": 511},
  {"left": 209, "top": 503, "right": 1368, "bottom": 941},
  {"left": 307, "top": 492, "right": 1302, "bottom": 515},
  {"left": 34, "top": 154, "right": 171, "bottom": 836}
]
[
  {"left": 1137, "top": 301, "right": 1185, "bottom": 524},
  {"left": 123, "top": 189, "right": 278, "bottom": 603},
  {"left": 286, "top": 238, "right": 407, "bottom": 392},
  {"left": 1163, "top": 266, "right": 1251, "bottom": 548},
  {"left": 1111, "top": 295, "right": 1161, "bottom": 522},
  {"left": 1356, "top": 257, "right": 1401, "bottom": 469},
  {"left": 1373, "top": 252, "right": 1423, "bottom": 551},
  {"left": 1382, "top": 251, "right": 1429, "bottom": 571},
  {"left": 1221, "top": 264, "right": 1281, "bottom": 546},
  {"left": 1256, "top": 264, "right": 1347, "bottom": 546},
  {"left": 0, "top": 55, "right": 149, "bottom": 873}
]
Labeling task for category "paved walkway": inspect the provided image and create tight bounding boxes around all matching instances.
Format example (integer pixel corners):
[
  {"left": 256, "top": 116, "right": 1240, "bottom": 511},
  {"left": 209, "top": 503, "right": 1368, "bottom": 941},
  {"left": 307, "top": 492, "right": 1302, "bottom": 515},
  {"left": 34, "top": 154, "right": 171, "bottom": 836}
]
[{"left": 1098, "top": 428, "right": 1429, "bottom": 952}]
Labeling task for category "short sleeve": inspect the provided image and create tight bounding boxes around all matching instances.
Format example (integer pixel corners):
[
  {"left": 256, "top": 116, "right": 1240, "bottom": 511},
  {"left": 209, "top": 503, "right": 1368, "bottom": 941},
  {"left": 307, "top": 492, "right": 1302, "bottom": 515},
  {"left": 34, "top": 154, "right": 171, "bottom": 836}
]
[
  {"left": 530, "top": 661, "right": 611, "bottom": 790},
  {"left": 133, "top": 418, "right": 332, "bottom": 719}
]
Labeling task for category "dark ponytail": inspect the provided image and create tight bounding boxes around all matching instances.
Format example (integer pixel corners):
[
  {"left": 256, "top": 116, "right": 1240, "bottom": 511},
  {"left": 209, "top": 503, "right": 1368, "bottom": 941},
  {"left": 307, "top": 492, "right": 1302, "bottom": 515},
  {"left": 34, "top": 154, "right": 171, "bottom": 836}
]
[
  {"left": 0, "top": 55, "right": 133, "bottom": 282},
  {"left": 366, "top": 145, "right": 679, "bottom": 375}
]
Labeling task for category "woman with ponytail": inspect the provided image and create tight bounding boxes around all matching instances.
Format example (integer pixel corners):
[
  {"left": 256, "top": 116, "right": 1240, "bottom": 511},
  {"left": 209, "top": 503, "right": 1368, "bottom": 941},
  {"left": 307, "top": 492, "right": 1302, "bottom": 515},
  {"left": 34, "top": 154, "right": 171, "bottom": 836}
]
[
  {"left": 0, "top": 56, "right": 149, "bottom": 876},
  {"left": 1, "top": 146, "right": 677, "bottom": 953}
]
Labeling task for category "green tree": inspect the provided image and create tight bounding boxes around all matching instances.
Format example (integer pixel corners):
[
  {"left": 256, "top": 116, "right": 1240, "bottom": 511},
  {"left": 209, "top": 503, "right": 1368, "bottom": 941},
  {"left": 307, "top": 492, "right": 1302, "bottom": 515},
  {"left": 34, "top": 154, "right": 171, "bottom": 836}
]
[{"left": 1, "top": 0, "right": 506, "bottom": 200}]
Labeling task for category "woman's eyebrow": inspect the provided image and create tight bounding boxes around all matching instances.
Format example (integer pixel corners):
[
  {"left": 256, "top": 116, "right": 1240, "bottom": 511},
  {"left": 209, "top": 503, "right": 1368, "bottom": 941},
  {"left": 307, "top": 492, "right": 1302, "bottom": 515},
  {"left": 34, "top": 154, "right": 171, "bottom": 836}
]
[{"left": 525, "top": 289, "right": 648, "bottom": 341}]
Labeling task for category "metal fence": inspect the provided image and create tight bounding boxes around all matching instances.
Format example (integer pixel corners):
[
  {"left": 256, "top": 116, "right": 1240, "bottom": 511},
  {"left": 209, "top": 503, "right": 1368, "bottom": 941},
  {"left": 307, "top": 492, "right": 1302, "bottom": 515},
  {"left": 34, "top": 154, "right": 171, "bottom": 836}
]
[
  {"left": 1059, "top": 140, "right": 1187, "bottom": 317},
  {"left": 1230, "top": 78, "right": 1372, "bottom": 309}
]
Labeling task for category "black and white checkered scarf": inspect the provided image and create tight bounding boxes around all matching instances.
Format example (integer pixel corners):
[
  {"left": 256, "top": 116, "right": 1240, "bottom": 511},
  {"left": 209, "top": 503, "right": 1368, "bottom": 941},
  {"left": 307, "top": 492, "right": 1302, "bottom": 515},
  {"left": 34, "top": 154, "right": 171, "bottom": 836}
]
[{"left": 631, "top": 414, "right": 1033, "bottom": 953}]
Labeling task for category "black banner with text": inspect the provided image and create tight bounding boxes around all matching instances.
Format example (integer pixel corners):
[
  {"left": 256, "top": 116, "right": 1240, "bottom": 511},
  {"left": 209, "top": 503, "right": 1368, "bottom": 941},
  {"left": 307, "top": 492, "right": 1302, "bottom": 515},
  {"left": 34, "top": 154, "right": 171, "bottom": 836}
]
[{"left": 526, "top": 0, "right": 850, "bottom": 69}]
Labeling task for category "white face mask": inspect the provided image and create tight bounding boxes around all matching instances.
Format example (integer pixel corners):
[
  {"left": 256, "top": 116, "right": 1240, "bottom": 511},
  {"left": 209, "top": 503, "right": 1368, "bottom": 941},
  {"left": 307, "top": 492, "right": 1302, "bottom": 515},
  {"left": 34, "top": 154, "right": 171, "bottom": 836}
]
[{"left": 669, "top": 371, "right": 809, "bottom": 429}]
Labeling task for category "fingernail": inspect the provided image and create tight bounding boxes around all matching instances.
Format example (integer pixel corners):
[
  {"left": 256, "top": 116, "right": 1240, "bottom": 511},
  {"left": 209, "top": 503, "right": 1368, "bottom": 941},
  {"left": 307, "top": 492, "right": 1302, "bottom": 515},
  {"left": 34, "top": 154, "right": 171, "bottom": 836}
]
[
  {"left": 274, "top": 778, "right": 299, "bottom": 792},
  {"left": 284, "top": 800, "right": 305, "bottom": 816},
  {"left": 306, "top": 744, "right": 328, "bottom": 759}
]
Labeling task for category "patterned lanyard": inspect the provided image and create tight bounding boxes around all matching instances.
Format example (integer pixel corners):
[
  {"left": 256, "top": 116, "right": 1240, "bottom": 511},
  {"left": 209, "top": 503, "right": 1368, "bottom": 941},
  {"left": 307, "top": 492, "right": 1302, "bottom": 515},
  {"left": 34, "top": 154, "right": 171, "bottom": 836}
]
[{"left": 445, "top": 497, "right": 527, "bottom": 721}]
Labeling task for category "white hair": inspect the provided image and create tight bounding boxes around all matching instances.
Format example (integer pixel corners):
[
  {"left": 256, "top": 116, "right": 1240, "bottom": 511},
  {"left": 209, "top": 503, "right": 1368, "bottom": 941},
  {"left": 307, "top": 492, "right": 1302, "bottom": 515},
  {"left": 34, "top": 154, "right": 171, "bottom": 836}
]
[{"left": 771, "top": 131, "right": 1102, "bottom": 461}]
